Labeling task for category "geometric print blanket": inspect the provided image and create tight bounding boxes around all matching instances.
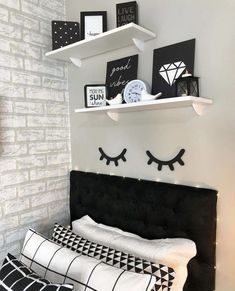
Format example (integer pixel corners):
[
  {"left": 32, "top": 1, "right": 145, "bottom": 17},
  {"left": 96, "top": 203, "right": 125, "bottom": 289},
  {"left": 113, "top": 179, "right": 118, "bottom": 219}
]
[
  {"left": 52, "top": 223, "right": 175, "bottom": 291},
  {"left": 0, "top": 253, "right": 74, "bottom": 291}
]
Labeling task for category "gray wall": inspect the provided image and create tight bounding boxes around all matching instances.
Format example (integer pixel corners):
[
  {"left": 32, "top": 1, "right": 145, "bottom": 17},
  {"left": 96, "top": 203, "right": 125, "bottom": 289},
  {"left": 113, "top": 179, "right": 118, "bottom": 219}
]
[
  {"left": 0, "top": 0, "right": 70, "bottom": 262},
  {"left": 66, "top": 0, "right": 235, "bottom": 291}
]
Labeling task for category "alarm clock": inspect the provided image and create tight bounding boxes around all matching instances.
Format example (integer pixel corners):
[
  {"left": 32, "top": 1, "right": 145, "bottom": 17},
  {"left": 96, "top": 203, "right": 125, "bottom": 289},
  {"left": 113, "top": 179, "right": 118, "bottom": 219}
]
[{"left": 123, "top": 79, "right": 150, "bottom": 103}]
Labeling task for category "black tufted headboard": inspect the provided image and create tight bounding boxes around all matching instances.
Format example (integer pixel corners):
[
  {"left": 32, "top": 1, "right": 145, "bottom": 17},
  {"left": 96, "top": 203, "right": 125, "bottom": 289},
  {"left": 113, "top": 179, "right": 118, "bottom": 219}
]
[{"left": 70, "top": 170, "right": 217, "bottom": 291}]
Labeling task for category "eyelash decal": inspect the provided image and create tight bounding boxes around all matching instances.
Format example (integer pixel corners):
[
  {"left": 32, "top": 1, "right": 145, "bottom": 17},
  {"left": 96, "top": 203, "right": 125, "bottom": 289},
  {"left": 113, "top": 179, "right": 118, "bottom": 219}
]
[
  {"left": 98, "top": 147, "right": 127, "bottom": 167},
  {"left": 146, "top": 149, "right": 185, "bottom": 171}
]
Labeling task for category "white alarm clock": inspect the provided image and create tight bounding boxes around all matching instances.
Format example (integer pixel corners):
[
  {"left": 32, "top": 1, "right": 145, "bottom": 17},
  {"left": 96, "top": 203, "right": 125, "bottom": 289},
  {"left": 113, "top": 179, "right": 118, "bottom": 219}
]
[{"left": 123, "top": 79, "right": 150, "bottom": 103}]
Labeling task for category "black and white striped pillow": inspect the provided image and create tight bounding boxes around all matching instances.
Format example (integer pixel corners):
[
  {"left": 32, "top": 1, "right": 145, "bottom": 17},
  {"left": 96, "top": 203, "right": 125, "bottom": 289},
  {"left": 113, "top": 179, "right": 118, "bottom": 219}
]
[
  {"left": 0, "top": 253, "right": 73, "bottom": 291},
  {"left": 52, "top": 224, "right": 175, "bottom": 291},
  {"left": 20, "top": 229, "right": 156, "bottom": 291}
]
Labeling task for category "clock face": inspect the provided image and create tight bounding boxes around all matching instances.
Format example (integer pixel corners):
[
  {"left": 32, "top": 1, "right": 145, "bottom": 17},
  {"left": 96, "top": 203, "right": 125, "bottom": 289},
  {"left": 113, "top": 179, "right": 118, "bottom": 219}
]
[{"left": 123, "top": 80, "right": 147, "bottom": 103}]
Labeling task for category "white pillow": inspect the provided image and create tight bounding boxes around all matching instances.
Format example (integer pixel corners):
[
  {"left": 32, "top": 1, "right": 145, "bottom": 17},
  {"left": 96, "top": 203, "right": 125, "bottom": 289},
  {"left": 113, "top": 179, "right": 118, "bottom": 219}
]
[
  {"left": 72, "top": 215, "right": 197, "bottom": 291},
  {"left": 20, "top": 229, "right": 156, "bottom": 291},
  {"left": 52, "top": 223, "right": 175, "bottom": 291}
]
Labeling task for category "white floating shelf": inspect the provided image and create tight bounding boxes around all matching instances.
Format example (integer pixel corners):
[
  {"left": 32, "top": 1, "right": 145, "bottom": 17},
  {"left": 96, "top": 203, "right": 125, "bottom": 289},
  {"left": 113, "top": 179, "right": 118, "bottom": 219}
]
[
  {"left": 75, "top": 96, "right": 213, "bottom": 121},
  {"left": 45, "top": 23, "right": 156, "bottom": 67}
]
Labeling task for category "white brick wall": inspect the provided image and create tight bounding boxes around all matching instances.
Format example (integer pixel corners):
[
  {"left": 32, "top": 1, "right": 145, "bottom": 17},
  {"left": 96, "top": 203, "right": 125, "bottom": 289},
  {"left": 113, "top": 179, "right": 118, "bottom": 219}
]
[{"left": 0, "top": 0, "right": 70, "bottom": 264}]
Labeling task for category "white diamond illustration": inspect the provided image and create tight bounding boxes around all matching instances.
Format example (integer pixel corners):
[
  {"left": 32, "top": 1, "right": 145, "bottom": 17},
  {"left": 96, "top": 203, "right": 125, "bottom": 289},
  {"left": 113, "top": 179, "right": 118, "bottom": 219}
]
[{"left": 159, "top": 61, "right": 186, "bottom": 86}]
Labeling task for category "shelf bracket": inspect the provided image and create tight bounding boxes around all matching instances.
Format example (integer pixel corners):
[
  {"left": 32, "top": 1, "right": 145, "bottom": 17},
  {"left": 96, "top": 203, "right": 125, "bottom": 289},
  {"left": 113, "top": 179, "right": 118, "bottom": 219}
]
[
  {"left": 132, "top": 38, "right": 145, "bottom": 51},
  {"left": 107, "top": 111, "right": 119, "bottom": 121},
  {"left": 192, "top": 102, "right": 208, "bottom": 116},
  {"left": 70, "top": 57, "right": 82, "bottom": 68}
]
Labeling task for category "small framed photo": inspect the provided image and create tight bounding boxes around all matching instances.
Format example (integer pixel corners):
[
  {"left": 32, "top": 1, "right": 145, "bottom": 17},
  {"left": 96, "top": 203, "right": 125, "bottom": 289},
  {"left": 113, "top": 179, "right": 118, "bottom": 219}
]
[
  {"left": 81, "top": 11, "right": 107, "bottom": 40},
  {"left": 84, "top": 84, "right": 107, "bottom": 108}
]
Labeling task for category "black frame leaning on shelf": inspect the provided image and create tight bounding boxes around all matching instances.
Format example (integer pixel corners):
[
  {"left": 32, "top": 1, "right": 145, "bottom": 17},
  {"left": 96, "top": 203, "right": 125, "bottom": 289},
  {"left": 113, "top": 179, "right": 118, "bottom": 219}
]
[
  {"left": 81, "top": 11, "right": 107, "bottom": 40},
  {"left": 151, "top": 39, "right": 195, "bottom": 98},
  {"left": 116, "top": 1, "right": 138, "bottom": 27}
]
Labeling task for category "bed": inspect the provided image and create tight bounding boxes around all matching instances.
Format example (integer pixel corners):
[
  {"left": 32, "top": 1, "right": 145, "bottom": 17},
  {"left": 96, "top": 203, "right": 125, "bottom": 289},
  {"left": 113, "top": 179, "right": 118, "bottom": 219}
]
[
  {"left": 2, "top": 170, "right": 217, "bottom": 291},
  {"left": 69, "top": 170, "right": 217, "bottom": 291}
]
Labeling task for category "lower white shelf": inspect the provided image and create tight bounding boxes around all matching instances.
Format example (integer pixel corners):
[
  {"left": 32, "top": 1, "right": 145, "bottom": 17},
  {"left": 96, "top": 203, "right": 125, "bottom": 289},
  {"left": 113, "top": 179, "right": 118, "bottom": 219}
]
[{"left": 75, "top": 96, "right": 213, "bottom": 121}]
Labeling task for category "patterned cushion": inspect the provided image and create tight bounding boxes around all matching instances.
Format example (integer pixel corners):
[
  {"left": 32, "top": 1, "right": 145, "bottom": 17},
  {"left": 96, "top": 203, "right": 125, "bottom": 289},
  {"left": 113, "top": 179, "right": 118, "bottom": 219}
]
[
  {"left": 20, "top": 229, "right": 156, "bottom": 291},
  {"left": 52, "top": 223, "right": 175, "bottom": 291},
  {"left": 0, "top": 253, "right": 73, "bottom": 291}
]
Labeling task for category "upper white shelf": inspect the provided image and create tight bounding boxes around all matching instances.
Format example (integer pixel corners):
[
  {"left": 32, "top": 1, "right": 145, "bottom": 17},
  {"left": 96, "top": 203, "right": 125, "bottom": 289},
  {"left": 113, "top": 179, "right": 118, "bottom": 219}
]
[
  {"left": 45, "top": 23, "right": 156, "bottom": 67},
  {"left": 75, "top": 96, "right": 213, "bottom": 121}
]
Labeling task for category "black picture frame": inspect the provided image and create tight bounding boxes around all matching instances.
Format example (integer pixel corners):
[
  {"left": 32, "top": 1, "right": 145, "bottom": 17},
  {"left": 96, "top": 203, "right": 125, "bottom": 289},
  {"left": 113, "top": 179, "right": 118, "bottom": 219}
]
[
  {"left": 81, "top": 11, "right": 107, "bottom": 40},
  {"left": 116, "top": 1, "right": 138, "bottom": 27},
  {"left": 84, "top": 84, "right": 107, "bottom": 108},
  {"left": 151, "top": 39, "right": 195, "bottom": 98},
  {"left": 105, "top": 54, "right": 138, "bottom": 99}
]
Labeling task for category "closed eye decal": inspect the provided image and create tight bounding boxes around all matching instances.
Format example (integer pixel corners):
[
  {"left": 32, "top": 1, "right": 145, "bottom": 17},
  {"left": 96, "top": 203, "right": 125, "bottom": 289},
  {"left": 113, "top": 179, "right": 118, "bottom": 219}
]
[
  {"left": 146, "top": 149, "right": 185, "bottom": 171},
  {"left": 98, "top": 147, "right": 127, "bottom": 167}
]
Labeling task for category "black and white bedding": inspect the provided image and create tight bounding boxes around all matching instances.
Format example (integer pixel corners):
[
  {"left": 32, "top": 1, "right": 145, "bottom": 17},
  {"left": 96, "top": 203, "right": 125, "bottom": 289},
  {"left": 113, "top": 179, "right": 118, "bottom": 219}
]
[
  {"left": 0, "top": 226, "right": 175, "bottom": 291},
  {"left": 52, "top": 223, "right": 175, "bottom": 291},
  {"left": 0, "top": 223, "right": 177, "bottom": 291},
  {"left": 20, "top": 229, "right": 156, "bottom": 291}
]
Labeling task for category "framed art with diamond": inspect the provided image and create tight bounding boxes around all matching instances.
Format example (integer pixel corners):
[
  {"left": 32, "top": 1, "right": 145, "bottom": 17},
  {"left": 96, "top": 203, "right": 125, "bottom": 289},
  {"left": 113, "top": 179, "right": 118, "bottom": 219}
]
[
  {"left": 81, "top": 11, "right": 107, "bottom": 40},
  {"left": 151, "top": 39, "right": 195, "bottom": 98}
]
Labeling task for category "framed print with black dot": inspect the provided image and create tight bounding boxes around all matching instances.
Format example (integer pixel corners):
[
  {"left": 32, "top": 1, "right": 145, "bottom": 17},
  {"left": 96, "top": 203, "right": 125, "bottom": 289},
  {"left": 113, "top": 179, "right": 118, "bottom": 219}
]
[
  {"left": 51, "top": 20, "right": 80, "bottom": 50},
  {"left": 81, "top": 11, "right": 107, "bottom": 40},
  {"left": 84, "top": 84, "right": 107, "bottom": 108}
]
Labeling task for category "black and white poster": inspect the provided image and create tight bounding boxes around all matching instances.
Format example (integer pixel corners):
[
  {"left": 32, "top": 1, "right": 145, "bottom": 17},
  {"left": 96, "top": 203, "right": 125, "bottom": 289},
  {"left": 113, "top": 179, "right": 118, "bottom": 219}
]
[
  {"left": 105, "top": 54, "right": 138, "bottom": 99},
  {"left": 116, "top": 1, "right": 138, "bottom": 27},
  {"left": 151, "top": 39, "right": 195, "bottom": 98}
]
